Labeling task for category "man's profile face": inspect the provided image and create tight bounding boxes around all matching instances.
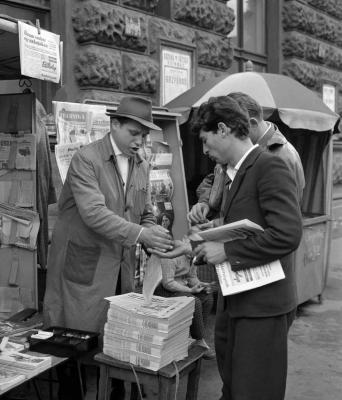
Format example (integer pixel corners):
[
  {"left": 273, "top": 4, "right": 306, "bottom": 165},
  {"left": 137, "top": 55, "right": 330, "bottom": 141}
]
[
  {"left": 111, "top": 119, "right": 148, "bottom": 157},
  {"left": 199, "top": 128, "right": 229, "bottom": 165}
]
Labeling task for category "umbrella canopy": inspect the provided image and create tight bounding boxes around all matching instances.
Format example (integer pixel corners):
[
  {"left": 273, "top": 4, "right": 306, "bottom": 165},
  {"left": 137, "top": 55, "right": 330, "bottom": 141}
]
[{"left": 166, "top": 72, "right": 340, "bottom": 132}]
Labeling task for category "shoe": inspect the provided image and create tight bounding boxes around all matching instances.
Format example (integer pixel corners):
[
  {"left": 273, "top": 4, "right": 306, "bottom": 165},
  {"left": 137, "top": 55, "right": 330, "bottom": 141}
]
[{"left": 202, "top": 347, "right": 216, "bottom": 360}]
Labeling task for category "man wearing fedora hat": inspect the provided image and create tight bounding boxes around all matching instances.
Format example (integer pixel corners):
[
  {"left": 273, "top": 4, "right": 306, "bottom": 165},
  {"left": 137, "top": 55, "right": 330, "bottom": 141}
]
[{"left": 43, "top": 96, "right": 173, "bottom": 400}]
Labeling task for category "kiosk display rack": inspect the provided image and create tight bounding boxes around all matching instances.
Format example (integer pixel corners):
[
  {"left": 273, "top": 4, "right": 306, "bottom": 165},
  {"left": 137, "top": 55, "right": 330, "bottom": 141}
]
[{"left": 0, "top": 92, "right": 38, "bottom": 317}]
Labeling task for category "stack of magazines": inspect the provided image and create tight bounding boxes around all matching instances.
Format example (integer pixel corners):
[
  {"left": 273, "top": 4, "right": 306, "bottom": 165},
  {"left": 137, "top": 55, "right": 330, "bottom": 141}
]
[
  {"left": 0, "top": 351, "right": 52, "bottom": 379},
  {"left": 103, "top": 292, "right": 195, "bottom": 371}
]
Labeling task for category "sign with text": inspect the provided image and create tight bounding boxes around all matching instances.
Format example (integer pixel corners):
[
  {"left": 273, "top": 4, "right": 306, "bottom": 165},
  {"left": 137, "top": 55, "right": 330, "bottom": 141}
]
[
  {"left": 161, "top": 47, "right": 192, "bottom": 105},
  {"left": 18, "top": 21, "right": 61, "bottom": 83},
  {"left": 322, "top": 84, "right": 336, "bottom": 112}
]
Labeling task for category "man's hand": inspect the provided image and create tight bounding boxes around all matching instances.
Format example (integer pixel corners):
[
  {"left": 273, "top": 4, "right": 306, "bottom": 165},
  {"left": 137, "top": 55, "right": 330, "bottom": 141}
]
[
  {"left": 139, "top": 225, "right": 174, "bottom": 251},
  {"left": 187, "top": 202, "right": 209, "bottom": 224},
  {"left": 190, "top": 283, "right": 204, "bottom": 294},
  {"left": 194, "top": 241, "right": 226, "bottom": 265},
  {"left": 148, "top": 239, "right": 192, "bottom": 258}
]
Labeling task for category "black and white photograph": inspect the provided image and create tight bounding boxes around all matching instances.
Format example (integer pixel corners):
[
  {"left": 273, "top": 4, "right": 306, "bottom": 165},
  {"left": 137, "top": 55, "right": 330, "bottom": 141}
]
[{"left": 0, "top": 2, "right": 341, "bottom": 400}]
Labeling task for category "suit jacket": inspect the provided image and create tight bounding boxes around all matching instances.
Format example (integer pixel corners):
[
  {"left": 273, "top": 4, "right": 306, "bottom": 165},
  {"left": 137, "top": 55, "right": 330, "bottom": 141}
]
[
  {"left": 43, "top": 133, "right": 155, "bottom": 333},
  {"left": 221, "top": 147, "right": 302, "bottom": 318}
]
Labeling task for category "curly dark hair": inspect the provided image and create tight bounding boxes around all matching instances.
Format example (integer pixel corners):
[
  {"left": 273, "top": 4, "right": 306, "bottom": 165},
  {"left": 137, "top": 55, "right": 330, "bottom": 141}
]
[{"left": 192, "top": 96, "right": 250, "bottom": 139}]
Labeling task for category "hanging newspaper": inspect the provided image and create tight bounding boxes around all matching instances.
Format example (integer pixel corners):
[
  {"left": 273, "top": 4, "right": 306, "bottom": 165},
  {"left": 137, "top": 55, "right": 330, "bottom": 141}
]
[
  {"left": 55, "top": 143, "right": 82, "bottom": 183},
  {"left": 53, "top": 102, "right": 110, "bottom": 181},
  {"left": 0, "top": 134, "right": 36, "bottom": 170},
  {"left": 53, "top": 101, "right": 110, "bottom": 145},
  {"left": 18, "top": 21, "right": 61, "bottom": 83}
]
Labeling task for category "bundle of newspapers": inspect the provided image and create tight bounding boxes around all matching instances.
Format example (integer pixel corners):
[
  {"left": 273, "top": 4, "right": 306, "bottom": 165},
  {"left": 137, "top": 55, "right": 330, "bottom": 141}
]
[{"left": 103, "top": 292, "right": 195, "bottom": 371}]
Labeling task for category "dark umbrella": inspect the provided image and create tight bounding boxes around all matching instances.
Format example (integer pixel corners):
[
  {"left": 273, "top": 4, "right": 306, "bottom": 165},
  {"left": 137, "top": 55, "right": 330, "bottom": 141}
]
[{"left": 166, "top": 72, "right": 339, "bottom": 132}]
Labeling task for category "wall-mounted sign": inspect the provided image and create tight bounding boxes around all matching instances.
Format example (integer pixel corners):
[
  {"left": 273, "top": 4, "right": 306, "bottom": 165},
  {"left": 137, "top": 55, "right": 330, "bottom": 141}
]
[
  {"left": 322, "top": 83, "right": 336, "bottom": 112},
  {"left": 161, "top": 47, "right": 193, "bottom": 105},
  {"left": 18, "top": 21, "right": 61, "bottom": 83},
  {"left": 125, "top": 16, "right": 141, "bottom": 38}
]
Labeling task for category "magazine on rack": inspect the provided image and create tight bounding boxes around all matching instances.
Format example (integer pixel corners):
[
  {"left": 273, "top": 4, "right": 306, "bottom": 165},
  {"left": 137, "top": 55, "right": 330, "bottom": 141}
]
[
  {"left": 189, "top": 218, "right": 263, "bottom": 243},
  {"left": 190, "top": 219, "right": 285, "bottom": 295}
]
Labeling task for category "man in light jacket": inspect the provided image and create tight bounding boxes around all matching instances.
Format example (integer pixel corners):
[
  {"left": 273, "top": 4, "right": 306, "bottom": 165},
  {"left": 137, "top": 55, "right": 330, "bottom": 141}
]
[{"left": 43, "top": 96, "right": 173, "bottom": 399}]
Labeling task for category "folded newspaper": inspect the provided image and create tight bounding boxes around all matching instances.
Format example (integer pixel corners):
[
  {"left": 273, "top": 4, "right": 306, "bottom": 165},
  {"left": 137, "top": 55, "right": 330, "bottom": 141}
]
[{"left": 191, "top": 219, "right": 285, "bottom": 296}]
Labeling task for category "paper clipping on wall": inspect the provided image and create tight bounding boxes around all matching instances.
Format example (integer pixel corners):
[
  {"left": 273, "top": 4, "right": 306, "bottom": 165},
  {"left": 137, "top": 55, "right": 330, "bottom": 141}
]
[
  {"left": 215, "top": 259, "right": 285, "bottom": 296},
  {"left": 0, "top": 202, "right": 40, "bottom": 250},
  {"left": 18, "top": 21, "right": 61, "bottom": 83},
  {"left": 0, "top": 134, "right": 36, "bottom": 170},
  {"left": 55, "top": 143, "right": 82, "bottom": 183},
  {"left": 53, "top": 101, "right": 110, "bottom": 145}
]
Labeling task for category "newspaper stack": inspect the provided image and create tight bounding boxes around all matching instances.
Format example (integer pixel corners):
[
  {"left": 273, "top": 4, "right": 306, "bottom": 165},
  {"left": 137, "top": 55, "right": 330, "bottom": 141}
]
[
  {"left": 0, "top": 351, "right": 51, "bottom": 379},
  {"left": 103, "top": 292, "right": 195, "bottom": 371}
]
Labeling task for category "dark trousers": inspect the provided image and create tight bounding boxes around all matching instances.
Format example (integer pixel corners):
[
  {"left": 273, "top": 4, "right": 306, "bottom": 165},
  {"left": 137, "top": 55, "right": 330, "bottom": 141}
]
[{"left": 215, "top": 299, "right": 296, "bottom": 400}]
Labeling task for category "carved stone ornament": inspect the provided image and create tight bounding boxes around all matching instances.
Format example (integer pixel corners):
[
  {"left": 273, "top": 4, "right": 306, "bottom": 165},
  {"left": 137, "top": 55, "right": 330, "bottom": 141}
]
[
  {"left": 122, "top": 54, "right": 159, "bottom": 94},
  {"left": 149, "top": 19, "right": 196, "bottom": 55},
  {"left": 213, "top": 3, "right": 235, "bottom": 36},
  {"left": 173, "top": 0, "right": 216, "bottom": 30},
  {"left": 121, "top": 0, "right": 159, "bottom": 12},
  {"left": 196, "top": 31, "right": 233, "bottom": 70},
  {"left": 283, "top": 1, "right": 341, "bottom": 44},
  {"left": 74, "top": 46, "right": 122, "bottom": 89},
  {"left": 72, "top": 1, "right": 148, "bottom": 52}
]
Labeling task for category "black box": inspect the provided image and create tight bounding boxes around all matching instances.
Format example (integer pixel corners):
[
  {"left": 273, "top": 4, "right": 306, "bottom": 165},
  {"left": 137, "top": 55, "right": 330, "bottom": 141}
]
[{"left": 28, "top": 326, "right": 99, "bottom": 358}]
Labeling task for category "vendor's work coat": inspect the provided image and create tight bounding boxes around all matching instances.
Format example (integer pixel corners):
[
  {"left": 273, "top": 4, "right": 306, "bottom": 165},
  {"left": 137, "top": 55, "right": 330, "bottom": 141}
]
[{"left": 43, "top": 133, "right": 155, "bottom": 333}]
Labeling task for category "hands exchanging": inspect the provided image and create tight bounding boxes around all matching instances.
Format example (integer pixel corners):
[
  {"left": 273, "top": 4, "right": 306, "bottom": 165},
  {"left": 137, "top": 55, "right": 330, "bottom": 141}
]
[
  {"left": 193, "top": 241, "right": 226, "bottom": 265},
  {"left": 139, "top": 225, "right": 174, "bottom": 252},
  {"left": 148, "top": 239, "right": 192, "bottom": 258},
  {"left": 187, "top": 202, "right": 209, "bottom": 225},
  {"left": 190, "top": 283, "right": 204, "bottom": 294}
]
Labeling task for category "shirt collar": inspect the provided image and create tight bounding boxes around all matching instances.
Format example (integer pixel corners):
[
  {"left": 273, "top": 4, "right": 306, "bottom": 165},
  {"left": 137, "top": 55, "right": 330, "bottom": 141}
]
[
  {"left": 226, "top": 144, "right": 259, "bottom": 182},
  {"left": 258, "top": 121, "right": 271, "bottom": 142},
  {"left": 109, "top": 134, "right": 123, "bottom": 157}
]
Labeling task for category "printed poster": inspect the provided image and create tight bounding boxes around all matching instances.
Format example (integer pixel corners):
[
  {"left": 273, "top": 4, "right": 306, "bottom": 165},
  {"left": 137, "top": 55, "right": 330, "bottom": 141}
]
[{"left": 18, "top": 21, "right": 61, "bottom": 83}]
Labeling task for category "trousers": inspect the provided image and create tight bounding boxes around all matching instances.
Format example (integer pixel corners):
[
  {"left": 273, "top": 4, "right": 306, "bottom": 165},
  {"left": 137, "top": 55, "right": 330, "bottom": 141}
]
[{"left": 215, "top": 301, "right": 296, "bottom": 400}]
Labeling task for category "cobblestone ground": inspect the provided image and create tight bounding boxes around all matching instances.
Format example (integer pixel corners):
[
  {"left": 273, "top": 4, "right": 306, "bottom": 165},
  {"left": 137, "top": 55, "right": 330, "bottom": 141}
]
[{"left": 3, "top": 257, "right": 342, "bottom": 400}]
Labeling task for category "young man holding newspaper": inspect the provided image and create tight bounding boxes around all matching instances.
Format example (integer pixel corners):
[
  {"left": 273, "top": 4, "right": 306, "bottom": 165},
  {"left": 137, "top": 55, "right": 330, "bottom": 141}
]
[{"left": 151, "top": 96, "right": 302, "bottom": 400}]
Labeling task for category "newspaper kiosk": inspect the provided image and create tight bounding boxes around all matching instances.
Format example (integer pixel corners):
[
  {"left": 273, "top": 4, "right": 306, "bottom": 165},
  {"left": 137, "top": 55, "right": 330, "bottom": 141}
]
[{"left": 0, "top": 16, "right": 59, "bottom": 316}]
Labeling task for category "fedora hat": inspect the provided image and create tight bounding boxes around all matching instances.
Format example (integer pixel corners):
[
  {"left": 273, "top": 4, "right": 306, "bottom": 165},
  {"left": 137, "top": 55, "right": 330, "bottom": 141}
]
[{"left": 106, "top": 96, "right": 161, "bottom": 131}]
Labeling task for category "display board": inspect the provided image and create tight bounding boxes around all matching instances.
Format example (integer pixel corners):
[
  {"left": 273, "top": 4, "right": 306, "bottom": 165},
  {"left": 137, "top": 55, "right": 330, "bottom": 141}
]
[{"left": 0, "top": 93, "right": 38, "bottom": 318}]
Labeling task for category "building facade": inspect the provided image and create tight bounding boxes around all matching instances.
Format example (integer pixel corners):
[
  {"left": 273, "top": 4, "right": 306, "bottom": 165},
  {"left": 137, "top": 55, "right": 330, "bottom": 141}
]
[{"left": 1, "top": 0, "right": 342, "bottom": 238}]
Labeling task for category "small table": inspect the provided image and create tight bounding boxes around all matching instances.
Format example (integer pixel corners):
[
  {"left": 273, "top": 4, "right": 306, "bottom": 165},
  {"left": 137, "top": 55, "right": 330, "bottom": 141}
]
[
  {"left": 95, "top": 346, "right": 206, "bottom": 400},
  {"left": 0, "top": 353, "right": 68, "bottom": 398}
]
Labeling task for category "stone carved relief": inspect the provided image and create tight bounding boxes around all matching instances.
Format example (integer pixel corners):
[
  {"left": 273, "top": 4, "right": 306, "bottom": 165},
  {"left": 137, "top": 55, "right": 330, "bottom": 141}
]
[
  {"left": 283, "top": 58, "right": 342, "bottom": 91},
  {"left": 122, "top": 54, "right": 158, "bottom": 94},
  {"left": 283, "top": 32, "right": 342, "bottom": 68},
  {"left": 149, "top": 19, "right": 196, "bottom": 55},
  {"left": 196, "top": 31, "right": 233, "bottom": 70},
  {"left": 121, "top": 0, "right": 159, "bottom": 12},
  {"left": 307, "top": 0, "right": 342, "bottom": 19},
  {"left": 213, "top": 3, "right": 235, "bottom": 36},
  {"left": 74, "top": 47, "right": 122, "bottom": 88},
  {"left": 283, "top": 59, "right": 320, "bottom": 89},
  {"left": 72, "top": 1, "right": 148, "bottom": 52},
  {"left": 173, "top": 0, "right": 215, "bottom": 30},
  {"left": 283, "top": 1, "right": 341, "bottom": 44},
  {"left": 197, "top": 67, "right": 226, "bottom": 84}
]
